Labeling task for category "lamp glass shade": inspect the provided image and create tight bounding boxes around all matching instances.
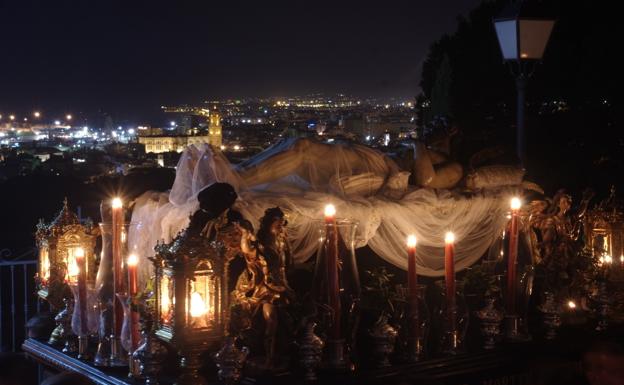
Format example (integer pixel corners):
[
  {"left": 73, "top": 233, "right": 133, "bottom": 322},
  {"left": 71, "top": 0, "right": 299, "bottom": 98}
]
[
  {"left": 494, "top": 0, "right": 556, "bottom": 62},
  {"left": 519, "top": 19, "right": 555, "bottom": 59},
  {"left": 494, "top": 19, "right": 519, "bottom": 60},
  {"left": 39, "top": 247, "right": 50, "bottom": 283},
  {"left": 65, "top": 246, "right": 83, "bottom": 284},
  {"left": 186, "top": 262, "right": 217, "bottom": 330},
  {"left": 159, "top": 273, "right": 173, "bottom": 325}
]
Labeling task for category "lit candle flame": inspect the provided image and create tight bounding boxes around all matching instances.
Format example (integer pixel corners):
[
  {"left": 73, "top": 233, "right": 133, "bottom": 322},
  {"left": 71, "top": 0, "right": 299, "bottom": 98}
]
[
  {"left": 324, "top": 204, "right": 336, "bottom": 218},
  {"left": 127, "top": 254, "right": 138, "bottom": 266},
  {"left": 605, "top": 255, "right": 613, "bottom": 264},
  {"left": 407, "top": 234, "right": 417, "bottom": 248},
  {"left": 190, "top": 292, "right": 208, "bottom": 318},
  {"left": 445, "top": 232, "right": 455, "bottom": 244},
  {"left": 75, "top": 247, "right": 84, "bottom": 259},
  {"left": 67, "top": 258, "right": 79, "bottom": 281},
  {"left": 112, "top": 197, "right": 123, "bottom": 209},
  {"left": 568, "top": 301, "right": 576, "bottom": 309},
  {"left": 511, "top": 197, "right": 521, "bottom": 210}
]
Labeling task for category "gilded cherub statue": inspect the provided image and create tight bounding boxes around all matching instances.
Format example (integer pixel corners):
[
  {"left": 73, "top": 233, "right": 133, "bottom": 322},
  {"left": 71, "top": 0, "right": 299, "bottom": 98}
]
[
  {"left": 231, "top": 207, "right": 294, "bottom": 369},
  {"left": 529, "top": 189, "right": 595, "bottom": 301}
]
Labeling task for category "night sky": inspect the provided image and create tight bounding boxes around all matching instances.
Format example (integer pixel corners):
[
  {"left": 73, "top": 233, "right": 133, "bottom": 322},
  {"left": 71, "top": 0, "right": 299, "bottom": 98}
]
[{"left": 0, "top": 1, "right": 481, "bottom": 121}]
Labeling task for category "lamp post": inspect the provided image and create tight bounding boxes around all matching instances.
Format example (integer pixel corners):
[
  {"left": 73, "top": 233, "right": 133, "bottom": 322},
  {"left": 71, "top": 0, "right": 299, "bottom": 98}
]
[{"left": 494, "top": 0, "right": 555, "bottom": 168}]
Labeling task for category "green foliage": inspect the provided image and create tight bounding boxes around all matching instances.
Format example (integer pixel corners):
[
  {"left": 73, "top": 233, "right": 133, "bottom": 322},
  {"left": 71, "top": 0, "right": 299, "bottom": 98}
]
[
  {"left": 361, "top": 267, "right": 401, "bottom": 316},
  {"left": 536, "top": 248, "right": 596, "bottom": 301},
  {"left": 461, "top": 263, "right": 500, "bottom": 300},
  {"left": 429, "top": 54, "right": 453, "bottom": 122}
]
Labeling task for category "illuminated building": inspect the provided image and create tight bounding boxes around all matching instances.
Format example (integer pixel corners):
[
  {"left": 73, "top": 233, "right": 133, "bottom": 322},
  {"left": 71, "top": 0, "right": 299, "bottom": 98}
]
[
  {"left": 138, "top": 134, "right": 213, "bottom": 154},
  {"left": 208, "top": 111, "right": 222, "bottom": 148}
]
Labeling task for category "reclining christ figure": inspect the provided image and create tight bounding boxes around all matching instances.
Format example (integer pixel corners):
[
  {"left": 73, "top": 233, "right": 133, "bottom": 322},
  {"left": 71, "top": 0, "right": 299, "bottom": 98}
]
[{"left": 235, "top": 137, "right": 464, "bottom": 193}]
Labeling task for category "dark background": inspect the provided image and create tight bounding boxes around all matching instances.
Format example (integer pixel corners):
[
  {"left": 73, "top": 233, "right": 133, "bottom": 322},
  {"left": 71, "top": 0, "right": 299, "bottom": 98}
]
[
  {"left": 1, "top": 0, "right": 622, "bottom": 256},
  {"left": 0, "top": 0, "right": 480, "bottom": 122}
]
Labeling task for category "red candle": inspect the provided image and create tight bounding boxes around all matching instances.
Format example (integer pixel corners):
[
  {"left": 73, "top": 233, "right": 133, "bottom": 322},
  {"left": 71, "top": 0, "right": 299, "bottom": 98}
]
[
  {"left": 127, "top": 254, "right": 140, "bottom": 351},
  {"left": 76, "top": 248, "right": 88, "bottom": 335},
  {"left": 407, "top": 234, "right": 419, "bottom": 344},
  {"left": 506, "top": 197, "right": 521, "bottom": 316},
  {"left": 324, "top": 204, "right": 341, "bottom": 340},
  {"left": 111, "top": 198, "right": 124, "bottom": 338},
  {"left": 444, "top": 232, "right": 456, "bottom": 328},
  {"left": 407, "top": 235, "right": 418, "bottom": 298}
]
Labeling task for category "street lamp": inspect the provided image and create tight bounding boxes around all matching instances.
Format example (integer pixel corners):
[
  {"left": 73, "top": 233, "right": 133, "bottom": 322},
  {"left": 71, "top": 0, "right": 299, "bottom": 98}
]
[
  {"left": 66, "top": 114, "right": 72, "bottom": 121},
  {"left": 34, "top": 111, "right": 41, "bottom": 118},
  {"left": 494, "top": 0, "right": 555, "bottom": 168}
]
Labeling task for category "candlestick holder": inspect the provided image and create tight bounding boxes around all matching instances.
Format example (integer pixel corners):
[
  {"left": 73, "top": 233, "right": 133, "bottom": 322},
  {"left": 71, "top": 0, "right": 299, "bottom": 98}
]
[
  {"left": 475, "top": 297, "right": 504, "bottom": 350},
  {"left": 133, "top": 322, "right": 169, "bottom": 385},
  {"left": 369, "top": 314, "right": 398, "bottom": 368},
  {"left": 59, "top": 297, "right": 78, "bottom": 355},
  {"left": 97, "top": 222, "right": 138, "bottom": 367},
  {"left": 214, "top": 336, "right": 249, "bottom": 385},
  {"left": 298, "top": 320, "right": 324, "bottom": 381},
  {"left": 435, "top": 280, "right": 468, "bottom": 356},
  {"left": 395, "top": 284, "right": 429, "bottom": 362},
  {"left": 115, "top": 294, "right": 134, "bottom": 354},
  {"left": 116, "top": 293, "right": 142, "bottom": 377},
  {"left": 504, "top": 265, "right": 534, "bottom": 342},
  {"left": 595, "top": 281, "right": 611, "bottom": 332},
  {"left": 538, "top": 291, "right": 561, "bottom": 340},
  {"left": 311, "top": 219, "right": 360, "bottom": 370},
  {"left": 94, "top": 294, "right": 113, "bottom": 366},
  {"left": 70, "top": 284, "right": 99, "bottom": 360}
]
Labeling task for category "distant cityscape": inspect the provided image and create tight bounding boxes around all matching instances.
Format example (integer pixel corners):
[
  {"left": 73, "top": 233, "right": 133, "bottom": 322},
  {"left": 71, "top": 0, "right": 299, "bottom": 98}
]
[{"left": 0, "top": 94, "right": 419, "bottom": 181}]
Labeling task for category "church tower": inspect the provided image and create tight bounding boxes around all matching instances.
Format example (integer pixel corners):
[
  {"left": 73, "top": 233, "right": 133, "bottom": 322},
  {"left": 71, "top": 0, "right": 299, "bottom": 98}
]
[{"left": 208, "top": 110, "right": 223, "bottom": 148}]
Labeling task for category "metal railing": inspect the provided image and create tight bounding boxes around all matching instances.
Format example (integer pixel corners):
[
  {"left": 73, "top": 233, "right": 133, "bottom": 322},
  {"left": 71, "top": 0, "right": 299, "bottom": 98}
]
[{"left": 0, "top": 248, "right": 40, "bottom": 352}]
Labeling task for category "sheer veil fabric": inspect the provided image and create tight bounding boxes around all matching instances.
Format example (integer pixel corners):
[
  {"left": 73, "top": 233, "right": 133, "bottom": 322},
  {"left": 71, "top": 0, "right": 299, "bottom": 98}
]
[{"left": 130, "top": 141, "right": 510, "bottom": 283}]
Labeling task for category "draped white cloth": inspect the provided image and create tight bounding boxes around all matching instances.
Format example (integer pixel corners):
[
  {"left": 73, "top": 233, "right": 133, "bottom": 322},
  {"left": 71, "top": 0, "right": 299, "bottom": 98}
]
[{"left": 130, "top": 142, "right": 513, "bottom": 283}]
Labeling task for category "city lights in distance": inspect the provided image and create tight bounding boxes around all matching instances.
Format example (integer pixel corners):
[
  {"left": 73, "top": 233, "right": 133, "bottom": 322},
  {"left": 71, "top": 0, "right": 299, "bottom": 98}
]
[
  {"left": 34, "top": 111, "right": 41, "bottom": 118},
  {"left": 66, "top": 114, "right": 72, "bottom": 120}
]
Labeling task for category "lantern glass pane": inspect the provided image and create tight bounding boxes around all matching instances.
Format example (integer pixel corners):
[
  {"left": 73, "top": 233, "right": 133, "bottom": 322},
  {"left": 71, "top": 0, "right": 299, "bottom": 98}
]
[
  {"left": 494, "top": 19, "right": 518, "bottom": 60},
  {"left": 39, "top": 247, "right": 50, "bottom": 282},
  {"left": 187, "top": 271, "right": 215, "bottom": 329},
  {"left": 65, "top": 246, "right": 82, "bottom": 284},
  {"left": 519, "top": 19, "right": 555, "bottom": 59},
  {"left": 160, "top": 274, "right": 174, "bottom": 325}
]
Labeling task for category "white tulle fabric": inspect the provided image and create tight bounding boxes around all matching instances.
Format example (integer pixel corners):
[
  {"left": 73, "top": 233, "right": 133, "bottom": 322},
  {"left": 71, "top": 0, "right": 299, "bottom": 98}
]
[{"left": 130, "top": 142, "right": 511, "bottom": 282}]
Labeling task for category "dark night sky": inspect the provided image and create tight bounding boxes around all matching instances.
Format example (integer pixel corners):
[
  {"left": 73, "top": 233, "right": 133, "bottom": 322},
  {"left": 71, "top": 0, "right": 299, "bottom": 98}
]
[{"left": 0, "top": 1, "right": 481, "bottom": 121}]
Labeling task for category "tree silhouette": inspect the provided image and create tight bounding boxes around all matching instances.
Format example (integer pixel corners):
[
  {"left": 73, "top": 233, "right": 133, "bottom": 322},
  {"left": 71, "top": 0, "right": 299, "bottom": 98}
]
[{"left": 418, "top": 0, "right": 622, "bottom": 194}]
